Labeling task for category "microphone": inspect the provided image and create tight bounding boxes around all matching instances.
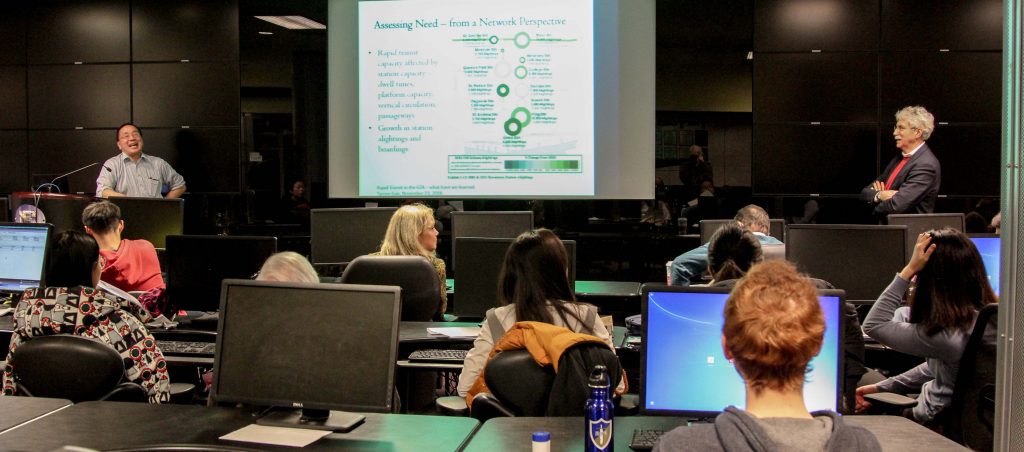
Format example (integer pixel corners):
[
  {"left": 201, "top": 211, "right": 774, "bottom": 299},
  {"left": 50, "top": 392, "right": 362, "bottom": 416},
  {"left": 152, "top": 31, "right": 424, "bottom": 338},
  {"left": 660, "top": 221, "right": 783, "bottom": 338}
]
[{"left": 34, "top": 162, "right": 100, "bottom": 194}]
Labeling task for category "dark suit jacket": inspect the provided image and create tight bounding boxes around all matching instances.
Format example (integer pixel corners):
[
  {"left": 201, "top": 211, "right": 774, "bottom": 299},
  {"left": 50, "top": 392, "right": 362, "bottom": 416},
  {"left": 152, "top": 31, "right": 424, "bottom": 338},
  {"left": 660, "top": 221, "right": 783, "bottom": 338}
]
[{"left": 860, "top": 143, "right": 941, "bottom": 214}]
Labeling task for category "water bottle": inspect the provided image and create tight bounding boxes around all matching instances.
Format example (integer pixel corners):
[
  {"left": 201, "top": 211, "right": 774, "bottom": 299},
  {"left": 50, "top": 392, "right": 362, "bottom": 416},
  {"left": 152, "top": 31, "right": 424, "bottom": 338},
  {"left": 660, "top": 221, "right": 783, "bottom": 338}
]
[{"left": 584, "top": 365, "right": 614, "bottom": 452}]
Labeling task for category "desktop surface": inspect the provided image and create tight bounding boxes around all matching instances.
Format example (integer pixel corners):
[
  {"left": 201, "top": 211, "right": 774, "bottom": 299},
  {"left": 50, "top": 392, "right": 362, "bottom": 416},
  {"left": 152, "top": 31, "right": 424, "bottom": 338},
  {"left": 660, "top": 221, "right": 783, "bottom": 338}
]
[
  {"left": 0, "top": 401, "right": 480, "bottom": 451},
  {"left": 0, "top": 396, "right": 70, "bottom": 434}
]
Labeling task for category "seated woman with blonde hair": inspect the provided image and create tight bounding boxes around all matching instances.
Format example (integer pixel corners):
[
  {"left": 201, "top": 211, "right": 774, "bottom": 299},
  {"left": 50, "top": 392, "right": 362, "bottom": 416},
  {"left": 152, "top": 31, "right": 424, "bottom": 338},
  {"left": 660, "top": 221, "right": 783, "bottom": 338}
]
[
  {"left": 372, "top": 203, "right": 447, "bottom": 320},
  {"left": 655, "top": 261, "right": 880, "bottom": 451},
  {"left": 256, "top": 251, "right": 319, "bottom": 284}
]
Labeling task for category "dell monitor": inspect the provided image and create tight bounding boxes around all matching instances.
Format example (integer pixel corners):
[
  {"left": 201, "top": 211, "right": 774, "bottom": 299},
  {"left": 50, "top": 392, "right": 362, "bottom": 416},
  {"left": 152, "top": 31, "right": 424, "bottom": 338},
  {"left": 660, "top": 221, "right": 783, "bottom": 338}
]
[
  {"left": 0, "top": 223, "right": 52, "bottom": 293},
  {"left": 888, "top": 213, "right": 966, "bottom": 262},
  {"left": 450, "top": 211, "right": 534, "bottom": 271},
  {"left": 212, "top": 280, "right": 401, "bottom": 431},
  {"left": 311, "top": 207, "right": 397, "bottom": 265},
  {"left": 164, "top": 235, "right": 277, "bottom": 313},
  {"left": 970, "top": 235, "right": 1000, "bottom": 296},
  {"left": 453, "top": 236, "right": 575, "bottom": 318},
  {"left": 640, "top": 285, "right": 843, "bottom": 416},
  {"left": 786, "top": 225, "right": 906, "bottom": 304},
  {"left": 107, "top": 197, "right": 184, "bottom": 249}
]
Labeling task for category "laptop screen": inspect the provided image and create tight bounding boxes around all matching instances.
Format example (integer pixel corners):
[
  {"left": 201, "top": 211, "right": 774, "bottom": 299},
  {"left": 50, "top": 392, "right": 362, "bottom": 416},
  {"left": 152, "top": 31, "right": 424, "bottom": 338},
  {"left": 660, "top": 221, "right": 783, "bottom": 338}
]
[
  {"left": 641, "top": 285, "right": 843, "bottom": 416},
  {"left": 970, "top": 236, "right": 1000, "bottom": 296},
  {"left": 0, "top": 223, "right": 52, "bottom": 292}
]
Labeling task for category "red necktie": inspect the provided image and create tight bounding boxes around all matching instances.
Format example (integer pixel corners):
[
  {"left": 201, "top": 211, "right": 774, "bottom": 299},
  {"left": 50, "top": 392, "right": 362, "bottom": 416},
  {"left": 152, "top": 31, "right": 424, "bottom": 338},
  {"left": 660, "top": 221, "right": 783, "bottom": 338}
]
[{"left": 884, "top": 156, "right": 910, "bottom": 190}]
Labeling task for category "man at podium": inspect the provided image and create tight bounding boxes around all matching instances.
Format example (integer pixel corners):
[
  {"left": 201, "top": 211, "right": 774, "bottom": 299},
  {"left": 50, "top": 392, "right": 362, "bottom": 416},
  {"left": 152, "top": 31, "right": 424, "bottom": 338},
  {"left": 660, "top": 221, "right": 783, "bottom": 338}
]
[{"left": 96, "top": 123, "right": 186, "bottom": 199}]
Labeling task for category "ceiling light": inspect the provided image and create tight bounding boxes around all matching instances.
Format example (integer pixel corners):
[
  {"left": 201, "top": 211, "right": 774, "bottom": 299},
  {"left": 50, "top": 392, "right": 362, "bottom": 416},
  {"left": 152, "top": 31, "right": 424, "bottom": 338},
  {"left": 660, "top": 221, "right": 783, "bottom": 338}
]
[
  {"left": 258, "top": 31, "right": 274, "bottom": 35},
  {"left": 255, "top": 16, "right": 326, "bottom": 30}
]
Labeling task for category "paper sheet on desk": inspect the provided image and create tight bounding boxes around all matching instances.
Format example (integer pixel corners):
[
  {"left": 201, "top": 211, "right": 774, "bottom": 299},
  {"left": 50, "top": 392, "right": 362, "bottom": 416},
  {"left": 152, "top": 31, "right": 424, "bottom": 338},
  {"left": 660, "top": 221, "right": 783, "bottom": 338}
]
[
  {"left": 427, "top": 327, "right": 481, "bottom": 338},
  {"left": 220, "top": 424, "right": 331, "bottom": 447}
]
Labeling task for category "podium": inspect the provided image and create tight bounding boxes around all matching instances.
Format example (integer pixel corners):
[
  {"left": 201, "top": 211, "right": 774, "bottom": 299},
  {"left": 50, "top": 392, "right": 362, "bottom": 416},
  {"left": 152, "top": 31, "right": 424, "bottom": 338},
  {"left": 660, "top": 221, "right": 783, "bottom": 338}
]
[{"left": 9, "top": 192, "right": 97, "bottom": 233}]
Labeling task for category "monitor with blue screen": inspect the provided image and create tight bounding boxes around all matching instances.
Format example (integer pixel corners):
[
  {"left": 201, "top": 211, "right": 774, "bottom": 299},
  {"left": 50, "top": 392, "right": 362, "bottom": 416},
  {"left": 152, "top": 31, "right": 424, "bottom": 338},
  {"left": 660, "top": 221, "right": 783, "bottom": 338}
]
[
  {"left": 640, "top": 285, "right": 843, "bottom": 417},
  {"left": 970, "top": 236, "right": 1000, "bottom": 296},
  {"left": 0, "top": 223, "right": 53, "bottom": 293}
]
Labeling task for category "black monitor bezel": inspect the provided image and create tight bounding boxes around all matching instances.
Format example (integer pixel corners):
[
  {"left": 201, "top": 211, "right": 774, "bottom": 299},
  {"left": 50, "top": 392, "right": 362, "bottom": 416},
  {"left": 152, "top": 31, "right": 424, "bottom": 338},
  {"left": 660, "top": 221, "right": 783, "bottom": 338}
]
[
  {"left": 638, "top": 283, "right": 845, "bottom": 418},
  {"left": 0, "top": 222, "right": 53, "bottom": 292},
  {"left": 210, "top": 279, "right": 401, "bottom": 414}
]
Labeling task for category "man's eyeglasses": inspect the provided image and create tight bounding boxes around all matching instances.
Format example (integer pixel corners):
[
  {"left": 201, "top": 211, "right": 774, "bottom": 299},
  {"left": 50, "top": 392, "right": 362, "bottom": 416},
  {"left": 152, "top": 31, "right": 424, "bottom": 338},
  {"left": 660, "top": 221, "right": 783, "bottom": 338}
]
[{"left": 894, "top": 125, "right": 917, "bottom": 131}]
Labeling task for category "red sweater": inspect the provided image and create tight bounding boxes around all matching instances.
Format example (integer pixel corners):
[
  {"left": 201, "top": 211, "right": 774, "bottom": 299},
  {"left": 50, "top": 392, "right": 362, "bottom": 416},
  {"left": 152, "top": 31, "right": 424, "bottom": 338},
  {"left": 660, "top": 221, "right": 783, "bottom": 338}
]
[{"left": 100, "top": 239, "right": 165, "bottom": 292}]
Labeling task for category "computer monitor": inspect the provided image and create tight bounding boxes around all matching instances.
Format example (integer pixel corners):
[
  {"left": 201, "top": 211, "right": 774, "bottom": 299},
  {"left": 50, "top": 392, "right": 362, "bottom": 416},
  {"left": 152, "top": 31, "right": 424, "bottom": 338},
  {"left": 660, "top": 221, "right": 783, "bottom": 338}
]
[
  {"left": 888, "top": 213, "right": 966, "bottom": 262},
  {"left": 450, "top": 211, "right": 534, "bottom": 271},
  {"left": 640, "top": 285, "right": 843, "bottom": 417},
  {"left": 453, "top": 237, "right": 576, "bottom": 318},
  {"left": 969, "top": 235, "right": 1000, "bottom": 296},
  {"left": 212, "top": 280, "right": 400, "bottom": 431},
  {"left": 310, "top": 207, "right": 397, "bottom": 265},
  {"left": 107, "top": 197, "right": 184, "bottom": 249},
  {"left": 786, "top": 225, "right": 906, "bottom": 304},
  {"left": 0, "top": 223, "right": 52, "bottom": 293},
  {"left": 164, "top": 235, "right": 277, "bottom": 312},
  {"left": 699, "top": 218, "right": 785, "bottom": 244}
]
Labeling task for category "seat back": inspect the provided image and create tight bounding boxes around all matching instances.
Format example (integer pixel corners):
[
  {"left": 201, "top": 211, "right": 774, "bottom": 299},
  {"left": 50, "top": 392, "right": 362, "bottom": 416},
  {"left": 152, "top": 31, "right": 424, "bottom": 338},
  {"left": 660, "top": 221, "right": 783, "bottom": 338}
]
[
  {"left": 483, "top": 349, "right": 556, "bottom": 417},
  {"left": 340, "top": 255, "right": 440, "bottom": 321},
  {"left": 10, "top": 335, "right": 132, "bottom": 403},
  {"left": 944, "top": 303, "right": 998, "bottom": 450}
]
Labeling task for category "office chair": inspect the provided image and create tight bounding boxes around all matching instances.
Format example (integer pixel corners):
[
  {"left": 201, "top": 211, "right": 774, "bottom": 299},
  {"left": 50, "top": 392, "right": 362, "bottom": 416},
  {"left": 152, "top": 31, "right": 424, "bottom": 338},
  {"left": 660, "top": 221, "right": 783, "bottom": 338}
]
[
  {"left": 470, "top": 343, "right": 622, "bottom": 422},
  {"left": 863, "top": 304, "right": 998, "bottom": 450},
  {"left": 340, "top": 255, "right": 441, "bottom": 321},
  {"left": 761, "top": 244, "right": 786, "bottom": 261},
  {"left": 8, "top": 335, "right": 148, "bottom": 403}
]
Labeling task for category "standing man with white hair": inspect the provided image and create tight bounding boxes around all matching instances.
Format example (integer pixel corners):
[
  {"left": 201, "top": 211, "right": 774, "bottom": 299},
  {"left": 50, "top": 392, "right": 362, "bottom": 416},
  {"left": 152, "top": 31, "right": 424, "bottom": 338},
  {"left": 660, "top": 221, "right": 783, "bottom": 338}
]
[{"left": 860, "top": 106, "right": 941, "bottom": 215}]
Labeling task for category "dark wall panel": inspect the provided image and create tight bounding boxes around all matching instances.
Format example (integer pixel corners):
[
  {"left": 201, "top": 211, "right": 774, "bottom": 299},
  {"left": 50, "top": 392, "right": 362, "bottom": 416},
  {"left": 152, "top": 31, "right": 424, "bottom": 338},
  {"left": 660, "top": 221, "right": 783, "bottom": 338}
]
[
  {"left": 920, "top": 123, "right": 1000, "bottom": 197},
  {"left": 28, "top": 64, "right": 131, "bottom": 129},
  {"left": 753, "top": 52, "right": 878, "bottom": 123},
  {"left": 754, "top": 0, "right": 878, "bottom": 51},
  {"left": 143, "top": 128, "right": 240, "bottom": 193},
  {"left": 28, "top": 129, "right": 116, "bottom": 194},
  {"left": 0, "top": 5, "right": 27, "bottom": 64},
  {"left": 0, "top": 131, "right": 28, "bottom": 193},
  {"left": 28, "top": 0, "right": 130, "bottom": 64},
  {"left": 133, "top": 62, "right": 240, "bottom": 127},
  {"left": 753, "top": 124, "right": 878, "bottom": 195},
  {"left": 882, "top": 0, "right": 1003, "bottom": 51},
  {"left": 132, "top": 0, "right": 239, "bottom": 62},
  {"left": 0, "top": 66, "right": 27, "bottom": 129},
  {"left": 879, "top": 51, "right": 1002, "bottom": 123}
]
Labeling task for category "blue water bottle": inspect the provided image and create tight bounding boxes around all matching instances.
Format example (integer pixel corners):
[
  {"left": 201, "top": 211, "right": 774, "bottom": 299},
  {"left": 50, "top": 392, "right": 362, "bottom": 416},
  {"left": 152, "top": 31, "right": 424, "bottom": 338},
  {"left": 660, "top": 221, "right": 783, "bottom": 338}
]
[{"left": 584, "top": 365, "right": 614, "bottom": 452}]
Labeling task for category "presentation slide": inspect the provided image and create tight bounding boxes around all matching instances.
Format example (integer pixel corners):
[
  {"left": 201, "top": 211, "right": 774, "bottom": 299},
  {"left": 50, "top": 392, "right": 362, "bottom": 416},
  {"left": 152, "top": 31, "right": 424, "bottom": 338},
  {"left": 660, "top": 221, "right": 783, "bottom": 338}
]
[{"left": 358, "top": 0, "right": 595, "bottom": 197}]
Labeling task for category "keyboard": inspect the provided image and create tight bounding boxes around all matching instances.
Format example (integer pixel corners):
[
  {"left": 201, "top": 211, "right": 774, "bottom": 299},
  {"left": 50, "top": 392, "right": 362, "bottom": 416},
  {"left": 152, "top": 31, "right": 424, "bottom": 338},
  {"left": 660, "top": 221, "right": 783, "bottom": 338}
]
[
  {"left": 629, "top": 429, "right": 665, "bottom": 451},
  {"left": 407, "top": 349, "right": 468, "bottom": 363},
  {"left": 158, "top": 340, "right": 216, "bottom": 356}
]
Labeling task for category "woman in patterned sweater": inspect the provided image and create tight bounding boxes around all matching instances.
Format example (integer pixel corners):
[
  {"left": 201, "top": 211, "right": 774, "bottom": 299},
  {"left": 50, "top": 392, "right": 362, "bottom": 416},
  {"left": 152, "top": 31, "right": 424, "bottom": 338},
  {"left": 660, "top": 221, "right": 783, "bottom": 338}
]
[{"left": 2, "top": 230, "right": 170, "bottom": 403}]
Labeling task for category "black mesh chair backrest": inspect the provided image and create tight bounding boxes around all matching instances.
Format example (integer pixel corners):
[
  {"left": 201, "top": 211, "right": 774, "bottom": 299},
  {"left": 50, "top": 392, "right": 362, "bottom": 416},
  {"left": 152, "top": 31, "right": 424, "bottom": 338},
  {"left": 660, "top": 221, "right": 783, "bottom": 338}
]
[
  {"left": 484, "top": 349, "right": 556, "bottom": 416},
  {"left": 944, "top": 303, "right": 998, "bottom": 450},
  {"left": 340, "top": 255, "right": 440, "bottom": 321},
  {"left": 10, "top": 335, "right": 136, "bottom": 403}
]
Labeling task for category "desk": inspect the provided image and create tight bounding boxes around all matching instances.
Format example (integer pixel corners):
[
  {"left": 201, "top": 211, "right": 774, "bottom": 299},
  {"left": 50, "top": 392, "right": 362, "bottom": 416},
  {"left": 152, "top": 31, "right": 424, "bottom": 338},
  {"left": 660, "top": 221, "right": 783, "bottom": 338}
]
[
  {"left": 0, "top": 401, "right": 480, "bottom": 451},
  {"left": 462, "top": 415, "right": 967, "bottom": 452},
  {"left": 0, "top": 396, "right": 71, "bottom": 434}
]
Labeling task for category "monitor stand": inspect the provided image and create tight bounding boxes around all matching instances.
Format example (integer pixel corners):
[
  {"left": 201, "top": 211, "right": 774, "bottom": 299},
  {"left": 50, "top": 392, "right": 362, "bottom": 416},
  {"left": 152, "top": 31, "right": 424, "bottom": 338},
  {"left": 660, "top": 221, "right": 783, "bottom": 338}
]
[{"left": 258, "top": 408, "right": 365, "bottom": 432}]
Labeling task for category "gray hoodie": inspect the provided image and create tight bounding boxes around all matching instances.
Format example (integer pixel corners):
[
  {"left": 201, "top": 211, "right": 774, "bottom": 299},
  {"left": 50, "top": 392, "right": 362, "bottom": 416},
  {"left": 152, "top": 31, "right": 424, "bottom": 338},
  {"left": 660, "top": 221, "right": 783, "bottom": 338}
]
[{"left": 653, "top": 406, "right": 881, "bottom": 452}]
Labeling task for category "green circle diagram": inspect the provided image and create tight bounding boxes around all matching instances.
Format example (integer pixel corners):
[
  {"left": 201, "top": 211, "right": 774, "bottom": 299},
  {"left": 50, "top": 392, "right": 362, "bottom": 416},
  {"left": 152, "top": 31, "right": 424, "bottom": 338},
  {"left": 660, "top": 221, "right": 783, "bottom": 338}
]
[
  {"left": 504, "top": 118, "right": 523, "bottom": 136},
  {"left": 489, "top": 35, "right": 499, "bottom": 44},
  {"left": 497, "top": 84, "right": 510, "bottom": 97},
  {"left": 513, "top": 32, "right": 531, "bottom": 49},
  {"left": 511, "top": 107, "right": 531, "bottom": 127},
  {"left": 514, "top": 66, "right": 528, "bottom": 79},
  {"left": 519, "top": 57, "right": 526, "bottom": 63}
]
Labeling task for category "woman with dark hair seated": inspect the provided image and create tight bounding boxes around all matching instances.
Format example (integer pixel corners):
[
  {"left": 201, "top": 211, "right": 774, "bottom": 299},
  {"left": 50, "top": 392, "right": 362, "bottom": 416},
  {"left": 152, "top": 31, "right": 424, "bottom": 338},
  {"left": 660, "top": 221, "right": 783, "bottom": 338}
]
[
  {"left": 703, "top": 222, "right": 763, "bottom": 286},
  {"left": 1, "top": 230, "right": 170, "bottom": 403},
  {"left": 457, "top": 228, "right": 615, "bottom": 397},
  {"left": 857, "top": 228, "right": 997, "bottom": 423},
  {"left": 656, "top": 261, "right": 880, "bottom": 451}
]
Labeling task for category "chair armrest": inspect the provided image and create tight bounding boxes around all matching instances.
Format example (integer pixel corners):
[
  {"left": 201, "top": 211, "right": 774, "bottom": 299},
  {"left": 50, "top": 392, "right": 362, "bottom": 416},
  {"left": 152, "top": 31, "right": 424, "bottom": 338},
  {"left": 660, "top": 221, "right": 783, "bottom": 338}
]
[
  {"left": 436, "top": 395, "right": 469, "bottom": 416},
  {"left": 864, "top": 392, "right": 917, "bottom": 408},
  {"left": 101, "top": 382, "right": 149, "bottom": 403},
  {"left": 169, "top": 382, "right": 196, "bottom": 404},
  {"left": 470, "top": 393, "right": 516, "bottom": 422},
  {"left": 616, "top": 393, "right": 640, "bottom": 416}
]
